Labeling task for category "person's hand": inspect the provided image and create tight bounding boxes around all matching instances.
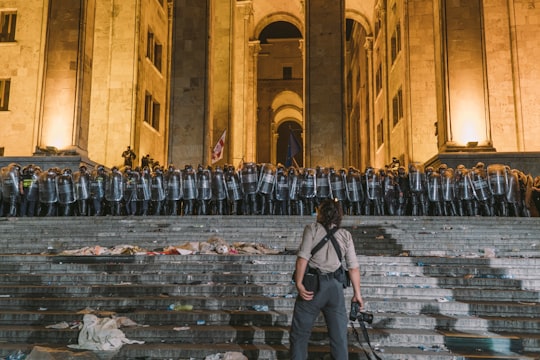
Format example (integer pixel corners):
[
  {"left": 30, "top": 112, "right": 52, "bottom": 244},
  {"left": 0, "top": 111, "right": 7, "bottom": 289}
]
[
  {"left": 297, "top": 284, "right": 314, "bottom": 301},
  {"left": 352, "top": 295, "right": 364, "bottom": 310}
]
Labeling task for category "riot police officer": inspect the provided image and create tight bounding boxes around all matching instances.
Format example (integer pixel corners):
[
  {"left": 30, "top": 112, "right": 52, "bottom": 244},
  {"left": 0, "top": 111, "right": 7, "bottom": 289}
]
[
  {"left": 440, "top": 165, "right": 457, "bottom": 216},
  {"left": 329, "top": 167, "right": 347, "bottom": 211},
  {"left": 182, "top": 164, "right": 197, "bottom": 215},
  {"left": 257, "top": 163, "right": 277, "bottom": 215},
  {"left": 364, "top": 167, "right": 383, "bottom": 215},
  {"left": 396, "top": 166, "right": 410, "bottom": 216},
  {"left": 409, "top": 163, "right": 427, "bottom": 216},
  {"left": 345, "top": 166, "right": 363, "bottom": 215},
  {"left": 300, "top": 168, "right": 316, "bottom": 216},
  {"left": 454, "top": 164, "right": 476, "bottom": 216},
  {"left": 123, "top": 166, "right": 139, "bottom": 216},
  {"left": 56, "top": 168, "right": 76, "bottom": 216},
  {"left": 425, "top": 166, "right": 443, "bottom": 216},
  {"left": 196, "top": 165, "right": 212, "bottom": 215},
  {"left": 274, "top": 164, "right": 289, "bottom": 215},
  {"left": 315, "top": 166, "right": 331, "bottom": 208},
  {"left": 381, "top": 168, "right": 398, "bottom": 216},
  {"left": 211, "top": 165, "right": 228, "bottom": 215},
  {"left": 225, "top": 165, "right": 242, "bottom": 215},
  {"left": 74, "top": 165, "right": 91, "bottom": 216},
  {"left": 105, "top": 166, "right": 123, "bottom": 216},
  {"left": 287, "top": 167, "right": 301, "bottom": 215},
  {"left": 150, "top": 165, "right": 166, "bottom": 215},
  {"left": 165, "top": 164, "right": 182, "bottom": 215},
  {"left": 470, "top": 162, "right": 493, "bottom": 216},
  {"left": 20, "top": 164, "right": 40, "bottom": 217},
  {"left": 240, "top": 162, "right": 258, "bottom": 215},
  {"left": 487, "top": 163, "right": 508, "bottom": 216},
  {"left": 39, "top": 167, "right": 59, "bottom": 216},
  {"left": 1, "top": 163, "right": 21, "bottom": 217},
  {"left": 137, "top": 166, "right": 152, "bottom": 215},
  {"left": 90, "top": 165, "right": 107, "bottom": 216}
]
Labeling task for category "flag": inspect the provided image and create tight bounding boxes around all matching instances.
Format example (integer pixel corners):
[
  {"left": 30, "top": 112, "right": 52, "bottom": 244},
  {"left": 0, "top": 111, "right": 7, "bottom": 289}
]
[
  {"left": 211, "top": 129, "right": 226, "bottom": 164},
  {"left": 285, "top": 130, "right": 302, "bottom": 167}
]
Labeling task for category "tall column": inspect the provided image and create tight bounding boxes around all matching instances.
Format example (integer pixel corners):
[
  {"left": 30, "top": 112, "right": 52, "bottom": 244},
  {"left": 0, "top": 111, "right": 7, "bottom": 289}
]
[
  {"left": 304, "top": 0, "right": 346, "bottom": 167},
  {"left": 231, "top": 0, "right": 254, "bottom": 165},
  {"left": 40, "top": 0, "right": 87, "bottom": 151},
  {"left": 170, "top": 0, "right": 211, "bottom": 166},
  {"left": 442, "top": 0, "right": 493, "bottom": 151},
  {"left": 363, "top": 37, "right": 374, "bottom": 168},
  {"left": 246, "top": 40, "right": 261, "bottom": 162}
]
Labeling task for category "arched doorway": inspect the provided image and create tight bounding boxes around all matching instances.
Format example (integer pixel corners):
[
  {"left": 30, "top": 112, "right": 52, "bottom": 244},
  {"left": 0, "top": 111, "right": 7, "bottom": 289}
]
[
  {"left": 256, "top": 21, "right": 303, "bottom": 165},
  {"left": 277, "top": 121, "right": 303, "bottom": 167}
]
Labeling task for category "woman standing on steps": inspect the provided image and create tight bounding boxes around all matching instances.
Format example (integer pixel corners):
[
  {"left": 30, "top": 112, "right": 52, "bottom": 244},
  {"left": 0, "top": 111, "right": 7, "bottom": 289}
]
[{"left": 289, "top": 198, "right": 364, "bottom": 359}]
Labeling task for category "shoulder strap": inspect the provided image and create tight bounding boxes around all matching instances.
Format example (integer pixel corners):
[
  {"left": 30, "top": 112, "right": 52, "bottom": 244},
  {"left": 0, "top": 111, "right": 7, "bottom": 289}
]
[
  {"left": 327, "top": 231, "right": 343, "bottom": 260},
  {"left": 310, "top": 227, "right": 338, "bottom": 257}
]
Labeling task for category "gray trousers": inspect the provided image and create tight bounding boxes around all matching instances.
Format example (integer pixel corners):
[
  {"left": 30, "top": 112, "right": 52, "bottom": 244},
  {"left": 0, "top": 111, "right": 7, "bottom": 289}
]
[{"left": 289, "top": 274, "right": 348, "bottom": 359}]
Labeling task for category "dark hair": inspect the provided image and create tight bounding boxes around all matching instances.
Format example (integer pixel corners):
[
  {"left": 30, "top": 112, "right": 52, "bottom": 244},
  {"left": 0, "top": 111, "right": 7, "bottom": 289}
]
[{"left": 317, "top": 199, "right": 343, "bottom": 229}]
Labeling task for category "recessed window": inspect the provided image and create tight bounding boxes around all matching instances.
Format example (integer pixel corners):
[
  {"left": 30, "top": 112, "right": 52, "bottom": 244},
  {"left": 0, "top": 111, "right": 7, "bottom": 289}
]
[
  {"left": 283, "top": 66, "right": 292, "bottom": 80},
  {"left": 392, "top": 87, "right": 403, "bottom": 126},
  {"left": 147, "top": 29, "right": 162, "bottom": 72},
  {"left": 375, "top": 63, "right": 383, "bottom": 95},
  {"left": 144, "top": 93, "right": 160, "bottom": 131},
  {"left": 0, "top": 79, "right": 10, "bottom": 111},
  {"left": 377, "top": 120, "right": 384, "bottom": 149},
  {"left": 0, "top": 10, "right": 17, "bottom": 42},
  {"left": 391, "top": 23, "right": 401, "bottom": 64}
]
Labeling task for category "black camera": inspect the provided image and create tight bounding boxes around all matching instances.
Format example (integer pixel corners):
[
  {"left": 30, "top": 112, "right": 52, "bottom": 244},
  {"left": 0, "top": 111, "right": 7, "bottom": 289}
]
[{"left": 349, "top": 302, "right": 373, "bottom": 324}]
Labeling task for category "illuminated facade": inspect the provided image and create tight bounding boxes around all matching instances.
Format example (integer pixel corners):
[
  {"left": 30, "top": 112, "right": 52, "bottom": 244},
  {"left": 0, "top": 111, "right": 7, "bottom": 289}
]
[{"left": 1, "top": 0, "right": 539, "bottom": 172}]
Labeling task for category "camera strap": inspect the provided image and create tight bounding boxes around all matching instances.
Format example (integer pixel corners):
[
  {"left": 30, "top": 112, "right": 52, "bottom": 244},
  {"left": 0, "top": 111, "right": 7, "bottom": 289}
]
[
  {"left": 310, "top": 226, "right": 338, "bottom": 257},
  {"left": 350, "top": 320, "right": 383, "bottom": 360}
]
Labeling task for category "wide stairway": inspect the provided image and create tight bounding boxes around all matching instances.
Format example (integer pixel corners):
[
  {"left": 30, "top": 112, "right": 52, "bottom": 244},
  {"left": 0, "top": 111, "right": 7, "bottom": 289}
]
[{"left": 0, "top": 215, "right": 539, "bottom": 360}]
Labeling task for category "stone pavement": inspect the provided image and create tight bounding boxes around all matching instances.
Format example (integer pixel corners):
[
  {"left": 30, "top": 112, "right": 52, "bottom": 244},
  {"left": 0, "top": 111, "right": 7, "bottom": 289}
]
[{"left": 0, "top": 215, "right": 539, "bottom": 359}]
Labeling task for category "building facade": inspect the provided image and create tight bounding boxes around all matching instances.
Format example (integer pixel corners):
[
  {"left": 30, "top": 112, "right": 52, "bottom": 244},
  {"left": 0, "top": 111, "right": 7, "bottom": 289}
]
[{"left": 1, "top": 0, "right": 539, "bottom": 173}]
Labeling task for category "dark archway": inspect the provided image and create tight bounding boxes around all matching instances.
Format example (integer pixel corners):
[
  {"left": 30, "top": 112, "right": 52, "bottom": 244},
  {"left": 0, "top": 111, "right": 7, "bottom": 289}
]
[{"left": 276, "top": 121, "right": 303, "bottom": 167}]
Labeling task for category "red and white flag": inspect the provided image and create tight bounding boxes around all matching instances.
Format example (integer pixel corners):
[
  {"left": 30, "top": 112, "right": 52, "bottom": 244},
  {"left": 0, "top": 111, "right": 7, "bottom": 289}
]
[{"left": 211, "top": 129, "right": 226, "bottom": 164}]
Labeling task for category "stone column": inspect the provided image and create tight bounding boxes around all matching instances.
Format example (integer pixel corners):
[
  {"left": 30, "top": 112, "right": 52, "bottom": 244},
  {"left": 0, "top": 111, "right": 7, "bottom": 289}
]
[
  {"left": 363, "top": 37, "right": 374, "bottom": 168},
  {"left": 441, "top": 0, "right": 493, "bottom": 151},
  {"left": 169, "top": 0, "right": 211, "bottom": 166},
  {"left": 246, "top": 40, "right": 261, "bottom": 162},
  {"left": 231, "top": 0, "right": 255, "bottom": 165},
  {"left": 40, "top": 0, "right": 86, "bottom": 151},
  {"left": 304, "top": 0, "right": 346, "bottom": 167}
]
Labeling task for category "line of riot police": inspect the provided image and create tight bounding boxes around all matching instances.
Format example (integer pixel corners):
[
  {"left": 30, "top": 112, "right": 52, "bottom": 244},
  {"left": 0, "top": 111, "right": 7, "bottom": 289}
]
[{"left": 2, "top": 160, "right": 539, "bottom": 217}]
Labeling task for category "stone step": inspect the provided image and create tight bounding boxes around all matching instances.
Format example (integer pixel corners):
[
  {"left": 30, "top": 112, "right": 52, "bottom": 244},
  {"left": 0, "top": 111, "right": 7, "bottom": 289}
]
[
  {"left": 1, "top": 215, "right": 539, "bottom": 359},
  {"left": 1, "top": 324, "right": 539, "bottom": 358},
  {"left": 2, "top": 309, "right": 539, "bottom": 335},
  {"left": 1, "top": 216, "right": 539, "bottom": 258}
]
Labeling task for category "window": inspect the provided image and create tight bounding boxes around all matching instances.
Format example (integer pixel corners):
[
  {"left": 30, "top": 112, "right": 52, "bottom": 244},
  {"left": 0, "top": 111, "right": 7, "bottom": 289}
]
[
  {"left": 391, "top": 23, "right": 401, "bottom": 64},
  {"left": 283, "top": 66, "right": 292, "bottom": 80},
  {"left": 377, "top": 120, "right": 384, "bottom": 149},
  {"left": 147, "top": 29, "right": 162, "bottom": 72},
  {"left": 0, "top": 10, "right": 17, "bottom": 42},
  {"left": 392, "top": 87, "right": 403, "bottom": 126},
  {"left": 144, "top": 93, "right": 160, "bottom": 131},
  {"left": 0, "top": 79, "right": 10, "bottom": 111},
  {"left": 375, "top": 63, "right": 383, "bottom": 95}
]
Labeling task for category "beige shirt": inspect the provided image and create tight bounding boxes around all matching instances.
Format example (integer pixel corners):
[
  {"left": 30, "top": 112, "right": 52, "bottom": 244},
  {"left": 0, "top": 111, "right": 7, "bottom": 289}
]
[{"left": 297, "top": 222, "right": 359, "bottom": 273}]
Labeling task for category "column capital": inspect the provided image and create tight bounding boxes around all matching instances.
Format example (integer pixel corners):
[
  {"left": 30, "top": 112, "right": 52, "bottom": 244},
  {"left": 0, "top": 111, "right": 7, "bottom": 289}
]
[
  {"left": 236, "top": 0, "right": 253, "bottom": 18},
  {"left": 376, "top": 1, "right": 386, "bottom": 19},
  {"left": 364, "top": 37, "right": 373, "bottom": 51},
  {"left": 248, "top": 40, "right": 261, "bottom": 57}
]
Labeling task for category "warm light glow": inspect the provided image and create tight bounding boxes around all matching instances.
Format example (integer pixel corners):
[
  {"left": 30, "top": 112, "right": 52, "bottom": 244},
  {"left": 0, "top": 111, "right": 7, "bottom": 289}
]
[
  {"left": 450, "top": 87, "right": 486, "bottom": 146},
  {"left": 41, "top": 114, "right": 73, "bottom": 150}
]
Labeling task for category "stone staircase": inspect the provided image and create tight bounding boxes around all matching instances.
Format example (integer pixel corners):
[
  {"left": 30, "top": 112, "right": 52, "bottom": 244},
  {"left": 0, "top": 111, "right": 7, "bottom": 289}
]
[{"left": 0, "top": 215, "right": 539, "bottom": 360}]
